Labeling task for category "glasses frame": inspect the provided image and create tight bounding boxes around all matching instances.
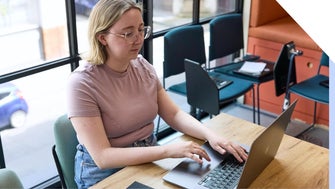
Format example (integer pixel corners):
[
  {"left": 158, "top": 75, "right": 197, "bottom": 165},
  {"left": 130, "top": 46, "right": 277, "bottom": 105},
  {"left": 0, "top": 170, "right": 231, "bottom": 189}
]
[{"left": 108, "top": 26, "right": 151, "bottom": 43}]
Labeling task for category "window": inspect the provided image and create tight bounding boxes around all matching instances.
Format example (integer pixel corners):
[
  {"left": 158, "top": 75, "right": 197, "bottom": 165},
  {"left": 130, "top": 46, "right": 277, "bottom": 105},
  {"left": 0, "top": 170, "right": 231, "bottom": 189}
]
[
  {"left": 152, "top": 0, "right": 239, "bottom": 79},
  {"left": 0, "top": 0, "right": 71, "bottom": 188},
  {"left": 1, "top": 66, "right": 70, "bottom": 187},
  {"left": 200, "top": 0, "right": 237, "bottom": 19},
  {"left": 0, "top": 0, "right": 69, "bottom": 75}
]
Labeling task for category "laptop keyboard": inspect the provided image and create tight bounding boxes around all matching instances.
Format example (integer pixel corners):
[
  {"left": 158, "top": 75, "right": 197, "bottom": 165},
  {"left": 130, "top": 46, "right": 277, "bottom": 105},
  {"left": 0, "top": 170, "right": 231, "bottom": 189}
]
[{"left": 198, "top": 155, "right": 245, "bottom": 189}]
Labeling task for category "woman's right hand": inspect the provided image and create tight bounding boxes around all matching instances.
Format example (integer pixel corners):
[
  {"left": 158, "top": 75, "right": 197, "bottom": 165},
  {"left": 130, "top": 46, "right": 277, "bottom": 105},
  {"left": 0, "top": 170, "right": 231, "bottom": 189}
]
[{"left": 163, "top": 141, "right": 210, "bottom": 164}]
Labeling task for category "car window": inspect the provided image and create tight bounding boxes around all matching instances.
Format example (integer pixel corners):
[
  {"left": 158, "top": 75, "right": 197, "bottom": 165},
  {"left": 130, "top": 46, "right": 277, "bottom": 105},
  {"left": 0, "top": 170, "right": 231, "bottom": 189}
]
[{"left": 0, "top": 92, "right": 10, "bottom": 100}]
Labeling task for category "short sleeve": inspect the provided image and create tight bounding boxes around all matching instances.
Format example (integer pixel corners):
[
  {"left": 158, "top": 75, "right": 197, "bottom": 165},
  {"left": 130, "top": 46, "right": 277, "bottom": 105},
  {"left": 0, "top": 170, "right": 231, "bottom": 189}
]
[{"left": 67, "top": 71, "right": 101, "bottom": 118}]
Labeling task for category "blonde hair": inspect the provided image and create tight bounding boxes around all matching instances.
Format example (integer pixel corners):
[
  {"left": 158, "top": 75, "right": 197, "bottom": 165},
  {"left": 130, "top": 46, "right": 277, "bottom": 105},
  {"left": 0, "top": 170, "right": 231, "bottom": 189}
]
[{"left": 83, "top": 0, "right": 142, "bottom": 65}]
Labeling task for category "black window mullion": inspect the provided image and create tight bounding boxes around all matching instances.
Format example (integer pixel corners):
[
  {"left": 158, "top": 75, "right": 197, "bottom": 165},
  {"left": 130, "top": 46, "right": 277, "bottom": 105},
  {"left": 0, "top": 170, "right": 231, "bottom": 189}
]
[
  {"left": 0, "top": 136, "right": 5, "bottom": 168},
  {"left": 65, "top": 0, "right": 80, "bottom": 71},
  {"left": 237, "top": 0, "right": 244, "bottom": 13},
  {"left": 141, "top": 0, "right": 153, "bottom": 64},
  {"left": 193, "top": 0, "right": 200, "bottom": 24}
]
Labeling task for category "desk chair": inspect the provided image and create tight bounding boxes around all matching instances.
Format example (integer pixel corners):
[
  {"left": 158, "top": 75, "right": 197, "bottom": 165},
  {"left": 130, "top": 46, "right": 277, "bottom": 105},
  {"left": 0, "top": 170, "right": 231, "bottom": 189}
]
[
  {"left": 185, "top": 59, "right": 255, "bottom": 119},
  {"left": 0, "top": 168, "right": 23, "bottom": 189},
  {"left": 274, "top": 42, "right": 329, "bottom": 129},
  {"left": 163, "top": 25, "right": 207, "bottom": 94},
  {"left": 52, "top": 114, "right": 78, "bottom": 189},
  {"left": 161, "top": 25, "right": 208, "bottom": 122},
  {"left": 209, "top": 13, "right": 261, "bottom": 123},
  {"left": 208, "top": 13, "right": 244, "bottom": 64}
]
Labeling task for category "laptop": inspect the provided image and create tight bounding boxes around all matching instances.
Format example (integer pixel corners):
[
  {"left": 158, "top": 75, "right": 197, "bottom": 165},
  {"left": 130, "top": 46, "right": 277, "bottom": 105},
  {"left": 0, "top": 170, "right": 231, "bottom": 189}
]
[
  {"left": 163, "top": 100, "right": 297, "bottom": 189},
  {"left": 233, "top": 60, "right": 274, "bottom": 79}
]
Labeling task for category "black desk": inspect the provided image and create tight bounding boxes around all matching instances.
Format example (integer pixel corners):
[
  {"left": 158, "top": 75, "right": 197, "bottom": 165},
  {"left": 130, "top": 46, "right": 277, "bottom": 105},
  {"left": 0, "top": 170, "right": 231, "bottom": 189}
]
[{"left": 213, "top": 60, "right": 275, "bottom": 124}]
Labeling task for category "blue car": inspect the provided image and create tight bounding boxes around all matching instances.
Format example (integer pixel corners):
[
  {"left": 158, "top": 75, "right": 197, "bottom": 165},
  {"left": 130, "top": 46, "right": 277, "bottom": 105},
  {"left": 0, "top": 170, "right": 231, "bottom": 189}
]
[{"left": 0, "top": 82, "right": 28, "bottom": 129}]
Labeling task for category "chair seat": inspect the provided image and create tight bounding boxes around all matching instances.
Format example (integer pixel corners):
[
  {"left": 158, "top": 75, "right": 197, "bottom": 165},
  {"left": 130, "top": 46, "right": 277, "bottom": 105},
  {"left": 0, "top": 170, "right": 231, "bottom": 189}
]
[
  {"left": 208, "top": 72, "right": 254, "bottom": 103},
  {"left": 168, "top": 82, "right": 187, "bottom": 96},
  {"left": 289, "top": 74, "right": 329, "bottom": 104}
]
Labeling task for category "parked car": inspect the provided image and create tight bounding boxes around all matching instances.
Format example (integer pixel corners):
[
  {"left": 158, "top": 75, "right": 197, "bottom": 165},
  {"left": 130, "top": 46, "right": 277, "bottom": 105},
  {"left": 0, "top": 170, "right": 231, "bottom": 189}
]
[
  {"left": 0, "top": 82, "right": 28, "bottom": 130},
  {"left": 75, "top": 0, "right": 99, "bottom": 17}
]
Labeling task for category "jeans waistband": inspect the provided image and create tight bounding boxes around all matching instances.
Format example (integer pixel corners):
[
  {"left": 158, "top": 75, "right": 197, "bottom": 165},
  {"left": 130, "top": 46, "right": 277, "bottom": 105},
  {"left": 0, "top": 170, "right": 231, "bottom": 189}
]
[
  {"left": 77, "top": 133, "right": 158, "bottom": 151},
  {"left": 130, "top": 133, "right": 158, "bottom": 147}
]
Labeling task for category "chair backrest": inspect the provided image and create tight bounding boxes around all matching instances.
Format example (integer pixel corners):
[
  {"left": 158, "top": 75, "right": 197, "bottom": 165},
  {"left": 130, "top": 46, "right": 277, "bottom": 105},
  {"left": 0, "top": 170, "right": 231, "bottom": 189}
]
[
  {"left": 273, "top": 41, "right": 298, "bottom": 96},
  {"left": 184, "top": 59, "right": 220, "bottom": 115},
  {"left": 52, "top": 114, "right": 78, "bottom": 189},
  {"left": 209, "top": 13, "right": 244, "bottom": 62},
  {"left": 318, "top": 51, "right": 329, "bottom": 73},
  {"left": 163, "top": 25, "right": 207, "bottom": 86},
  {"left": 0, "top": 168, "right": 23, "bottom": 189}
]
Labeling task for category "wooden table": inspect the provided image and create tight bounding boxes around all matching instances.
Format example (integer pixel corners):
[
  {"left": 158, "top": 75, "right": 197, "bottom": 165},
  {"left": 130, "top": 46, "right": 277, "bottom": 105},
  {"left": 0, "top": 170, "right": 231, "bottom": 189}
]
[{"left": 91, "top": 113, "right": 329, "bottom": 189}]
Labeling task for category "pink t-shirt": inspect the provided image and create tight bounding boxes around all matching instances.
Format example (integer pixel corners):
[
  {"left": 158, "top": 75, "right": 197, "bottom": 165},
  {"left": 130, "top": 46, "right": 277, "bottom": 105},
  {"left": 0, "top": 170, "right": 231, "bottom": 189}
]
[{"left": 67, "top": 55, "right": 162, "bottom": 147}]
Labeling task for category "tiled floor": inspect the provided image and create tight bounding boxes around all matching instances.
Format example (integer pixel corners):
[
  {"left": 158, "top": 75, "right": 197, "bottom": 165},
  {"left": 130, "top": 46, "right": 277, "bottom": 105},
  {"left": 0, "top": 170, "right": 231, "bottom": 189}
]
[{"left": 158, "top": 90, "right": 329, "bottom": 149}]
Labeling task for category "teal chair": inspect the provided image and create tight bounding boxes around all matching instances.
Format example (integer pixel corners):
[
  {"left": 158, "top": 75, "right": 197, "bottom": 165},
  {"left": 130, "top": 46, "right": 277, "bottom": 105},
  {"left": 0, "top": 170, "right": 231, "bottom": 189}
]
[
  {"left": 274, "top": 42, "right": 329, "bottom": 134},
  {"left": 163, "top": 25, "right": 207, "bottom": 96},
  {"left": 288, "top": 52, "right": 329, "bottom": 108},
  {"left": 158, "top": 25, "right": 210, "bottom": 125},
  {"left": 0, "top": 168, "right": 23, "bottom": 189},
  {"left": 52, "top": 114, "right": 78, "bottom": 189},
  {"left": 163, "top": 24, "right": 255, "bottom": 121},
  {"left": 209, "top": 13, "right": 245, "bottom": 63},
  {"left": 208, "top": 13, "right": 258, "bottom": 123},
  {"left": 185, "top": 59, "right": 255, "bottom": 118}
]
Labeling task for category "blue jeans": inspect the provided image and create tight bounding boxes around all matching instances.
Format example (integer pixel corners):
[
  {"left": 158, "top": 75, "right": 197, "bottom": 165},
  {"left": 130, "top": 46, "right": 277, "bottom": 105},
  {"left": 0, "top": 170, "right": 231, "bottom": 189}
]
[{"left": 74, "top": 134, "right": 158, "bottom": 189}]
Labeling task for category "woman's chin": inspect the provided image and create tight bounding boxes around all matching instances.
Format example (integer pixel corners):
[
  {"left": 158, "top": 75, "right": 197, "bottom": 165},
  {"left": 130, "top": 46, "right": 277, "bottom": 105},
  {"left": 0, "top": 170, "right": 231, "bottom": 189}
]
[{"left": 129, "top": 52, "right": 139, "bottom": 59}]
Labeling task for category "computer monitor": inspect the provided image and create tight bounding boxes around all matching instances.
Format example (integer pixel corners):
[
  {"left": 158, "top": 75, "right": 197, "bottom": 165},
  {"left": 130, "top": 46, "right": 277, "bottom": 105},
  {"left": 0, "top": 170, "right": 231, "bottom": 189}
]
[{"left": 273, "top": 41, "right": 298, "bottom": 96}]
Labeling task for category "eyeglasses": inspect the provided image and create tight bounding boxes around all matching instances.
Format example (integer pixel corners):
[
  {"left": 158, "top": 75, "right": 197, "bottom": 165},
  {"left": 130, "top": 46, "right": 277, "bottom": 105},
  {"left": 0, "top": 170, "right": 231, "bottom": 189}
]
[{"left": 108, "top": 26, "right": 151, "bottom": 43}]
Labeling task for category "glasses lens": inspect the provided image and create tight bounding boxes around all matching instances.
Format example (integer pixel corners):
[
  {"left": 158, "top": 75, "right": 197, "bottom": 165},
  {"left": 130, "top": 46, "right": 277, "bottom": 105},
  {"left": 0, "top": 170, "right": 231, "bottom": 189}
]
[
  {"left": 143, "top": 26, "right": 151, "bottom": 39},
  {"left": 125, "top": 26, "right": 151, "bottom": 42}
]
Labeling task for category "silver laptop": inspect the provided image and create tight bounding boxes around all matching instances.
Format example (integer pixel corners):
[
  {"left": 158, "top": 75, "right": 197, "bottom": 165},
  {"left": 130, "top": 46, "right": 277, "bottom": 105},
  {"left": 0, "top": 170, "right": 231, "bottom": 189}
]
[{"left": 163, "top": 100, "right": 297, "bottom": 189}]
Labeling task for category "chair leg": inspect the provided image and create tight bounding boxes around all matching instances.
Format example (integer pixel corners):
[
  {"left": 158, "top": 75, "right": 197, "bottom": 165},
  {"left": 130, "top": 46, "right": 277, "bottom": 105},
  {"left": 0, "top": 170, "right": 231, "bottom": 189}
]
[
  {"left": 196, "top": 109, "right": 204, "bottom": 120},
  {"left": 313, "top": 101, "right": 317, "bottom": 126},
  {"left": 190, "top": 107, "right": 210, "bottom": 121},
  {"left": 190, "top": 106, "right": 197, "bottom": 118},
  {"left": 295, "top": 101, "right": 317, "bottom": 138},
  {"left": 252, "top": 87, "right": 256, "bottom": 124}
]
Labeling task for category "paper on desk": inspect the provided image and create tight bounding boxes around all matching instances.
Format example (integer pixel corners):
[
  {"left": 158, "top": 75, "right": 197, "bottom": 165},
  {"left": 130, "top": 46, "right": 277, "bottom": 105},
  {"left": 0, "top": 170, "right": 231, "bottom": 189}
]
[{"left": 239, "top": 61, "right": 266, "bottom": 74}]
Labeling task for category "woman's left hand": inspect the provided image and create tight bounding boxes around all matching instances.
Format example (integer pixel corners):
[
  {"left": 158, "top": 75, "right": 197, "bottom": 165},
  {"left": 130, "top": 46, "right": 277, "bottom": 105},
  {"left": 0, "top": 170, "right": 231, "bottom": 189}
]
[{"left": 208, "top": 135, "right": 248, "bottom": 163}]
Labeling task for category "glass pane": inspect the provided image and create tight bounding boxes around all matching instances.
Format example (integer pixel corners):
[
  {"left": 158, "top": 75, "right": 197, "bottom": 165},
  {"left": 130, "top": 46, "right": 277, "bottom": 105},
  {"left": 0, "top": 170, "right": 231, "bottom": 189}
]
[
  {"left": 153, "top": 0, "right": 193, "bottom": 32},
  {"left": 0, "top": 0, "right": 69, "bottom": 75},
  {"left": 0, "top": 65, "right": 71, "bottom": 188},
  {"left": 200, "top": 0, "right": 236, "bottom": 19},
  {"left": 75, "top": 0, "right": 99, "bottom": 54},
  {"left": 76, "top": 0, "right": 143, "bottom": 54},
  {"left": 152, "top": 36, "right": 164, "bottom": 79}
]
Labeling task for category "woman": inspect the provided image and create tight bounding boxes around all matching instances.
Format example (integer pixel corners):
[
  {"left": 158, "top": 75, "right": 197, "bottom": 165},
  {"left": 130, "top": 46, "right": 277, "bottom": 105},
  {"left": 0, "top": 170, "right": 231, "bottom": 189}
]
[{"left": 67, "top": 0, "right": 248, "bottom": 188}]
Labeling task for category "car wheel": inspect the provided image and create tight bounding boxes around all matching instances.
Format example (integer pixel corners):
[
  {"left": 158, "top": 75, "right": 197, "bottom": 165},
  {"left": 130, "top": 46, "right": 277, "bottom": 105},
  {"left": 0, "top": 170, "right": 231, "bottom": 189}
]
[{"left": 10, "top": 110, "right": 27, "bottom": 128}]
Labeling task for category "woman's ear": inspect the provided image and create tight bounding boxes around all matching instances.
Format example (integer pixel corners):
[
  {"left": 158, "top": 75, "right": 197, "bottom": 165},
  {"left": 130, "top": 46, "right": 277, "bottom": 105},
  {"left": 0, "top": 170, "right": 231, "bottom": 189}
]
[{"left": 97, "top": 33, "right": 107, "bottom": 46}]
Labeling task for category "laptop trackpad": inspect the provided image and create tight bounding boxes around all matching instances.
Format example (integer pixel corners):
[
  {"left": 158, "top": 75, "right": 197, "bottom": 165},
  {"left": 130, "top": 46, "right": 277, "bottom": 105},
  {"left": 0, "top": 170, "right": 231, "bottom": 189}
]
[{"left": 163, "top": 142, "right": 250, "bottom": 189}]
